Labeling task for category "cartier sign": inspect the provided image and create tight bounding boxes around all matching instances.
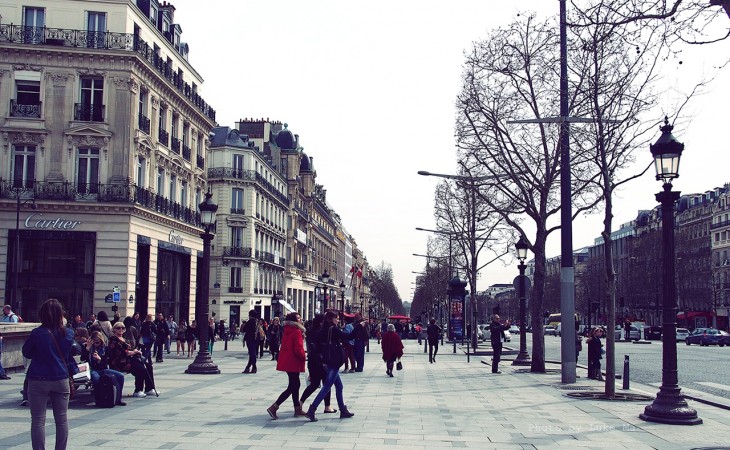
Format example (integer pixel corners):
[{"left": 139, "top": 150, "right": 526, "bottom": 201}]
[
  {"left": 168, "top": 230, "right": 183, "bottom": 245},
  {"left": 24, "top": 213, "right": 82, "bottom": 230}
]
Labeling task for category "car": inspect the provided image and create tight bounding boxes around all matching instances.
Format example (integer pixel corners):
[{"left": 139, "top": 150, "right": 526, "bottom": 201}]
[
  {"left": 675, "top": 328, "right": 690, "bottom": 341},
  {"left": 544, "top": 325, "right": 558, "bottom": 336},
  {"left": 644, "top": 326, "right": 662, "bottom": 340},
  {"left": 685, "top": 328, "right": 730, "bottom": 346},
  {"left": 509, "top": 325, "right": 520, "bottom": 335},
  {"left": 503, "top": 329, "right": 511, "bottom": 342},
  {"left": 477, "top": 324, "right": 490, "bottom": 341},
  {"left": 614, "top": 325, "right": 640, "bottom": 341}
]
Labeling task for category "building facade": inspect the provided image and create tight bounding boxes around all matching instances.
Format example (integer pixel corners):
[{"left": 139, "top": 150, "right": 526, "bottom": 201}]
[{"left": 0, "top": 0, "right": 215, "bottom": 322}]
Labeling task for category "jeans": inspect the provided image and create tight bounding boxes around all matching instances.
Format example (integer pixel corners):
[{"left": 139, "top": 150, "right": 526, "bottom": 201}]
[
  {"left": 0, "top": 339, "right": 6, "bottom": 376},
  {"left": 154, "top": 339, "right": 165, "bottom": 361},
  {"left": 90, "top": 369, "right": 125, "bottom": 404},
  {"left": 492, "top": 341, "right": 503, "bottom": 373},
  {"left": 245, "top": 340, "right": 257, "bottom": 370},
  {"left": 353, "top": 340, "right": 365, "bottom": 371},
  {"left": 274, "top": 372, "right": 301, "bottom": 408},
  {"left": 28, "top": 378, "right": 69, "bottom": 450},
  {"left": 307, "top": 365, "right": 345, "bottom": 413},
  {"left": 300, "top": 367, "right": 331, "bottom": 407},
  {"left": 129, "top": 358, "right": 155, "bottom": 392},
  {"left": 428, "top": 339, "right": 439, "bottom": 361}
]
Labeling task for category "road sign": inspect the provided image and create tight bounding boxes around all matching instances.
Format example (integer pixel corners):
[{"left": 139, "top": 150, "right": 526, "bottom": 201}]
[
  {"left": 113, "top": 292, "right": 121, "bottom": 302},
  {"left": 105, "top": 294, "right": 114, "bottom": 303},
  {"left": 113, "top": 286, "right": 120, "bottom": 293},
  {"left": 513, "top": 275, "right": 532, "bottom": 292}
]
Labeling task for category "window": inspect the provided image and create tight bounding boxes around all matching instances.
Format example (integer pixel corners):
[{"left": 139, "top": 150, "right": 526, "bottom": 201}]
[
  {"left": 138, "top": 90, "right": 149, "bottom": 133},
  {"left": 86, "top": 12, "right": 106, "bottom": 48},
  {"left": 169, "top": 174, "right": 177, "bottom": 202},
  {"left": 23, "top": 7, "right": 44, "bottom": 44},
  {"left": 78, "top": 77, "right": 104, "bottom": 121},
  {"left": 230, "top": 267, "right": 242, "bottom": 288},
  {"left": 230, "top": 227, "right": 243, "bottom": 248},
  {"left": 233, "top": 154, "right": 244, "bottom": 174},
  {"left": 180, "top": 180, "right": 187, "bottom": 207},
  {"left": 195, "top": 189, "right": 201, "bottom": 211},
  {"left": 77, "top": 148, "right": 100, "bottom": 194},
  {"left": 12, "top": 80, "right": 41, "bottom": 117},
  {"left": 231, "top": 188, "right": 244, "bottom": 214},
  {"left": 12, "top": 145, "right": 36, "bottom": 188},
  {"left": 136, "top": 156, "right": 146, "bottom": 188},
  {"left": 157, "top": 167, "right": 165, "bottom": 196}
]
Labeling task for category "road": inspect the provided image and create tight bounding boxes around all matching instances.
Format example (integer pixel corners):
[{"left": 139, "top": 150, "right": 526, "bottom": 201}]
[{"left": 508, "top": 333, "right": 730, "bottom": 399}]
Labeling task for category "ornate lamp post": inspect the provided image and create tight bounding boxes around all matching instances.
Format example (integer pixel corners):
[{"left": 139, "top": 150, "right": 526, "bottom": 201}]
[
  {"left": 639, "top": 118, "right": 701, "bottom": 425},
  {"left": 186, "top": 191, "right": 220, "bottom": 374},
  {"left": 320, "top": 269, "right": 330, "bottom": 313},
  {"left": 10, "top": 188, "right": 36, "bottom": 315},
  {"left": 339, "top": 279, "right": 346, "bottom": 312},
  {"left": 512, "top": 236, "right": 531, "bottom": 366}
]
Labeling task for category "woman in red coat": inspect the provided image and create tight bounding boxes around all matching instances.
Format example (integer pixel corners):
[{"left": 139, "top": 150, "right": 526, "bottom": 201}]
[
  {"left": 381, "top": 323, "right": 404, "bottom": 377},
  {"left": 266, "top": 312, "right": 306, "bottom": 419}
]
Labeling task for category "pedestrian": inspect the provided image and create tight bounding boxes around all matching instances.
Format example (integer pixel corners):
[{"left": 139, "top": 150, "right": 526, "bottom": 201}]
[
  {"left": 426, "top": 318, "right": 442, "bottom": 363},
  {"left": 132, "top": 312, "right": 142, "bottom": 331},
  {"left": 381, "top": 323, "right": 404, "bottom": 377},
  {"left": 0, "top": 331, "right": 10, "bottom": 380},
  {"left": 258, "top": 319, "right": 267, "bottom": 358},
  {"left": 84, "top": 331, "right": 126, "bottom": 406},
  {"left": 186, "top": 320, "right": 197, "bottom": 357},
  {"left": 153, "top": 313, "right": 169, "bottom": 362},
  {"left": 176, "top": 319, "right": 187, "bottom": 356},
  {"left": 22, "top": 298, "right": 76, "bottom": 450},
  {"left": 266, "top": 312, "right": 307, "bottom": 419},
  {"left": 341, "top": 316, "right": 355, "bottom": 373},
  {"left": 352, "top": 315, "right": 369, "bottom": 372},
  {"left": 489, "top": 314, "right": 510, "bottom": 374},
  {"left": 108, "top": 321, "right": 159, "bottom": 397},
  {"left": 267, "top": 317, "right": 282, "bottom": 361},
  {"left": 587, "top": 327, "right": 605, "bottom": 380},
  {"left": 206, "top": 317, "right": 216, "bottom": 355},
  {"left": 241, "top": 310, "right": 260, "bottom": 374},
  {"left": 139, "top": 314, "right": 156, "bottom": 362},
  {"left": 92, "top": 311, "right": 113, "bottom": 340},
  {"left": 300, "top": 314, "right": 337, "bottom": 415},
  {"left": 85, "top": 313, "right": 96, "bottom": 330},
  {"left": 575, "top": 320, "right": 583, "bottom": 360},
  {"left": 166, "top": 315, "right": 177, "bottom": 355},
  {"left": 218, "top": 319, "right": 227, "bottom": 348},
  {"left": 304, "top": 311, "right": 355, "bottom": 422},
  {"left": 111, "top": 312, "right": 121, "bottom": 326},
  {"left": 2, "top": 304, "right": 20, "bottom": 323}
]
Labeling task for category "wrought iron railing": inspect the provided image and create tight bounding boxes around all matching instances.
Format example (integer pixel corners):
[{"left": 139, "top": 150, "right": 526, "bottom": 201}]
[
  {"left": 0, "top": 179, "right": 201, "bottom": 227},
  {"left": 208, "top": 167, "right": 288, "bottom": 205},
  {"left": 230, "top": 208, "right": 245, "bottom": 215},
  {"left": 0, "top": 24, "right": 216, "bottom": 121},
  {"left": 228, "top": 287, "right": 243, "bottom": 293},
  {"left": 222, "top": 247, "right": 252, "bottom": 257},
  {"left": 10, "top": 100, "right": 41, "bottom": 118},
  {"left": 196, "top": 155, "right": 205, "bottom": 169},
  {"left": 74, "top": 103, "right": 105, "bottom": 122},
  {"left": 182, "top": 144, "right": 191, "bottom": 161},
  {"left": 158, "top": 128, "right": 169, "bottom": 146},
  {"left": 138, "top": 113, "right": 150, "bottom": 134},
  {"left": 171, "top": 137, "right": 181, "bottom": 154}
]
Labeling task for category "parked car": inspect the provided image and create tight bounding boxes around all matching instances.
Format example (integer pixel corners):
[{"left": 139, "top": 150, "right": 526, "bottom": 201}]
[
  {"left": 614, "top": 325, "right": 640, "bottom": 341},
  {"left": 544, "top": 325, "right": 558, "bottom": 336},
  {"left": 509, "top": 325, "right": 520, "bottom": 335},
  {"left": 685, "top": 328, "right": 730, "bottom": 346},
  {"left": 503, "top": 329, "right": 511, "bottom": 342},
  {"left": 644, "top": 326, "right": 662, "bottom": 340},
  {"left": 477, "top": 324, "right": 490, "bottom": 342},
  {"left": 675, "top": 328, "right": 690, "bottom": 342}
]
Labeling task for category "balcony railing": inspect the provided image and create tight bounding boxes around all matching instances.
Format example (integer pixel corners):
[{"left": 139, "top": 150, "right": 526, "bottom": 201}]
[
  {"left": 0, "top": 179, "right": 201, "bottom": 227},
  {"left": 208, "top": 167, "right": 289, "bottom": 205},
  {"left": 158, "top": 128, "right": 169, "bottom": 146},
  {"left": 74, "top": 103, "right": 105, "bottom": 122},
  {"left": 228, "top": 287, "right": 243, "bottom": 293},
  {"left": 230, "top": 207, "right": 245, "bottom": 215},
  {"left": 138, "top": 113, "right": 150, "bottom": 134},
  {"left": 222, "top": 247, "right": 252, "bottom": 258},
  {"left": 10, "top": 99, "right": 41, "bottom": 118},
  {"left": 171, "top": 137, "right": 181, "bottom": 154},
  {"left": 0, "top": 24, "right": 216, "bottom": 122},
  {"left": 182, "top": 144, "right": 191, "bottom": 161},
  {"left": 196, "top": 154, "right": 205, "bottom": 170}
]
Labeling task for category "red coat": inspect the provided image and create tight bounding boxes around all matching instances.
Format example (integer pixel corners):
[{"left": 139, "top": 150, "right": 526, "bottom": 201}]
[
  {"left": 381, "top": 331, "right": 404, "bottom": 362},
  {"left": 276, "top": 321, "right": 306, "bottom": 372}
]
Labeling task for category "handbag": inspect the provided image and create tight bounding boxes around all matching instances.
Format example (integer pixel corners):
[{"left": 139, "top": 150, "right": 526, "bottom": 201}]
[
  {"left": 396, "top": 359, "right": 403, "bottom": 371},
  {"left": 319, "top": 327, "right": 345, "bottom": 368},
  {"left": 49, "top": 330, "right": 76, "bottom": 399}
]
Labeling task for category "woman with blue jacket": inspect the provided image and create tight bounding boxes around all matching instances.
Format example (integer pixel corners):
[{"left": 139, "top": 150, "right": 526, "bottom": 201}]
[
  {"left": 22, "top": 298, "right": 77, "bottom": 450},
  {"left": 83, "top": 331, "right": 126, "bottom": 406}
]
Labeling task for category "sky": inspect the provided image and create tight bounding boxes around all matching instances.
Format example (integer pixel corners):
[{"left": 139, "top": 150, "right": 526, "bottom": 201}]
[{"left": 174, "top": 0, "right": 730, "bottom": 305}]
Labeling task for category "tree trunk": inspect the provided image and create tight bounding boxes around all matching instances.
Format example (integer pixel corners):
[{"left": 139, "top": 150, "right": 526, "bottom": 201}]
[
  {"left": 530, "top": 231, "right": 548, "bottom": 373},
  {"left": 602, "top": 194, "right": 616, "bottom": 398}
]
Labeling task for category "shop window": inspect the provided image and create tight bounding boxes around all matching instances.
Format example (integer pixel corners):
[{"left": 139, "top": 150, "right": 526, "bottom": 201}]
[{"left": 12, "top": 144, "right": 36, "bottom": 189}]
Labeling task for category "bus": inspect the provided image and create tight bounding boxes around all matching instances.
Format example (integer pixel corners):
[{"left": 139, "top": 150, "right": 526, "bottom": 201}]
[{"left": 546, "top": 313, "right": 582, "bottom": 335}]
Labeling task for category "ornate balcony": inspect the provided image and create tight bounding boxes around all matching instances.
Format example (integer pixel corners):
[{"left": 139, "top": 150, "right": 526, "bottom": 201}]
[
  {"left": 222, "top": 247, "right": 252, "bottom": 258},
  {"left": 10, "top": 100, "right": 41, "bottom": 118},
  {"left": 74, "top": 103, "right": 104, "bottom": 122},
  {"left": 138, "top": 113, "right": 151, "bottom": 134},
  {"left": 230, "top": 208, "right": 245, "bottom": 215},
  {"left": 158, "top": 128, "right": 169, "bottom": 146},
  {"left": 170, "top": 137, "right": 181, "bottom": 154},
  {"left": 228, "top": 287, "right": 243, "bottom": 293},
  {"left": 196, "top": 154, "right": 205, "bottom": 169},
  {"left": 182, "top": 144, "right": 191, "bottom": 161},
  {"left": 208, "top": 167, "right": 289, "bottom": 205}
]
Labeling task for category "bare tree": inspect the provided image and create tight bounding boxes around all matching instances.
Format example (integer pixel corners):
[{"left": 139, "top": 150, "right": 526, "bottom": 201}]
[{"left": 370, "top": 262, "right": 404, "bottom": 316}]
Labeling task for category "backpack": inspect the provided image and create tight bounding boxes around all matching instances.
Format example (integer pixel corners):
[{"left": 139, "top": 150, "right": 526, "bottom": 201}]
[
  {"left": 10, "top": 313, "right": 23, "bottom": 323},
  {"left": 94, "top": 373, "right": 118, "bottom": 408}
]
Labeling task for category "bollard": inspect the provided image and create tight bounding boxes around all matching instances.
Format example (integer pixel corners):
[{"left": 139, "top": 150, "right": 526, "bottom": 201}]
[
  {"left": 622, "top": 355, "right": 630, "bottom": 390},
  {"left": 224, "top": 337, "right": 228, "bottom": 351},
  {"left": 424, "top": 338, "right": 427, "bottom": 353},
  {"left": 453, "top": 338, "right": 457, "bottom": 353},
  {"left": 466, "top": 339, "right": 470, "bottom": 363}
]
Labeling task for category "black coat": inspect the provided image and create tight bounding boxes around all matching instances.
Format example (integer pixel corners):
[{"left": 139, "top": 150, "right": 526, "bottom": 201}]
[
  {"left": 587, "top": 336, "right": 603, "bottom": 362},
  {"left": 489, "top": 320, "right": 509, "bottom": 345}
]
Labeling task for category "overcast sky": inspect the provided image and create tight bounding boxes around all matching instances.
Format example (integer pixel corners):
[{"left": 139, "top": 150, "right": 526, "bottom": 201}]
[{"left": 174, "top": 0, "right": 730, "bottom": 304}]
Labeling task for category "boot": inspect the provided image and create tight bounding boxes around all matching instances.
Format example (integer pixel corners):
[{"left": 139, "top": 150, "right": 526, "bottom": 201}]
[
  {"left": 305, "top": 408, "right": 318, "bottom": 422},
  {"left": 251, "top": 366, "right": 257, "bottom": 374},
  {"left": 266, "top": 403, "right": 279, "bottom": 419},
  {"left": 340, "top": 405, "right": 354, "bottom": 419},
  {"left": 294, "top": 405, "right": 307, "bottom": 416}
]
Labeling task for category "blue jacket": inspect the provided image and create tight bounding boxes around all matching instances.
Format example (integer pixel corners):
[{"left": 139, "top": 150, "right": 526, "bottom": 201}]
[{"left": 23, "top": 327, "right": 78, "bottom": 381}]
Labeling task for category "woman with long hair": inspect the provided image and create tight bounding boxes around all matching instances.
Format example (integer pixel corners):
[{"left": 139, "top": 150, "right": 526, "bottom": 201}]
[
  {"left": 85, "top": 331, "right": 126, "bottom": 406},
  {"left": 304, "top": 311, "right": 355, "bottom": 422},
  {"left": 381, "top": 323, "right": 404, "bottom": 377},
  {"left": 92, "top": 311, "right": 113, "bottom": 340},
  {"left": 267, "top": 317, "right": 282, "bottom": 361},
  {"left": 176, "top": 319, "right": 188, "bottom": 356},
  {"left": 186, "top": 319, "right": 197, "bottom": 357},
  {"left": 266, "top": 312, "right": 307, "bottom": 419},
  {"left": 138, "top": 314, "right": 156, "bottom": 362},
  {"left": 108, "top": 321, "right": 159, "bottom": 398},
  {"left": 586, "top": 327, "right": 605, "bottom": 380},
  {"left": 299, "top": 314, "right": 336, "bottom": 414},
  {"left": 22, "top": 298, "right": 76, "bottom": 450},
  {"left": 241, "top": 310, "right": 260, "bottom": 374}
]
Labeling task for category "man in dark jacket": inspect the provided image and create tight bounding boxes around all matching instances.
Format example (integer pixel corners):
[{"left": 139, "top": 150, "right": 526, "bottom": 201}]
[
  {"left": 489, "top": 314, "right": 510, "bottom": 374},
  {"left": 153, "top": 313, "right": 169, "bottom": 363},
  {"left": 352, "top": 316, "right": 369, "bottom": 372},
  {"left": 426, "top": 318, "right": 441, "bottom": 363}
]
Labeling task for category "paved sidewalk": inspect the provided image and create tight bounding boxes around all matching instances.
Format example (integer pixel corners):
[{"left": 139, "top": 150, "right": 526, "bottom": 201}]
[{"left": 0, "top": 339, "right": 728, "bottom": 449}]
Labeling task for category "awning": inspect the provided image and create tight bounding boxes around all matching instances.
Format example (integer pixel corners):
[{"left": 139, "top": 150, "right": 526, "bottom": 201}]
[{"left": 278, "top": 299, "right": 296, "bottom": 313}]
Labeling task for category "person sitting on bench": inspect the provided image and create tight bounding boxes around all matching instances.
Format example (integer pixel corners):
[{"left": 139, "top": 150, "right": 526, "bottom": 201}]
[
  {"left": 83, "top": 331, "right": 126, "bottom": 406},
  {"left": 108, "top": 322, "right": 158, "bottom": 398}
]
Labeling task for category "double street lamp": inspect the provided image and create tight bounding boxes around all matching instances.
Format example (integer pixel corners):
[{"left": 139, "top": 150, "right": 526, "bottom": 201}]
[
  {"left": 186, "top": 191, "right": 220, "bottom": 374},
  {"left": 512, "top": 236, "right": 531, "bottom": 366},
  {"left": 639, "top": 118, "right": 701, "bottom": 425},
  {"left": 8, "top": 185, "right": 36, "bottom": 315}
]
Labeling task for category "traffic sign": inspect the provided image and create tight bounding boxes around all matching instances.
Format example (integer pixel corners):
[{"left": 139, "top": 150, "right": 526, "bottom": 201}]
[
  {"left": 113, "top": 292, "right": 121, "bottom": 302},
  {"left": 104, "top": 294, "right": 114, "bottom": 303},
  {"left": 513, "top": 275, "right": 531, "bottom": 291}
]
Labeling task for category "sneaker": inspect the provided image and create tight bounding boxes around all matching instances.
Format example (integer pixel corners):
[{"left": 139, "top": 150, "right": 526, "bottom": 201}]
[
  {"left": 0, "top": 375, "right": 11, "bottom": 380},
  {"left": 348, "top": 369, "right": 355, "bottom": 373},
  {"left": 133, "top": 391, "right": 147, "bottom": 398},
  {"left": 116, "top": 401, "right": 127, "bottom": 406},
  {"left": 145, "top": 389, "right": 160, "bottom": 396},
  {"left": 20, "top": 400, "right": 29, "bottom": 407}
]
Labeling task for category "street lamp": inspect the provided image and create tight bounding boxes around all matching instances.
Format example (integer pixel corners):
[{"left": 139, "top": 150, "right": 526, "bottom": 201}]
[
  {"left": 186, "top": 190, "right": 220, "bottom": 374},
  {"left": 9, "top": 188, "right": 36, "bottom": 315},
  {"left": 339, "top": 279, "right": 346, "bottom": 312},
  {"left": 512, "top": 236, "right": 531, "bottom": 366},
  {"left": 320, "top": 269, "right": 330, "bottom": 313},
  {"left": 271, "top": 292, "right": 281, "bottom": 318},
  {"left": 639, "top": 118, "right": 700, "bottom": 425}
]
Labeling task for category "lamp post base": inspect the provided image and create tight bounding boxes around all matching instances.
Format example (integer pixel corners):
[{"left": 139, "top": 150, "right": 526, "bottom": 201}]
[
  {"left": 185, "top": 349, "right": 220, "bottom": 374},
  {"left": 639, "top": 387, "right": 702, "bottom": 425},
  {"left": 512, "top": 351, "right": 531, "bottom": 366}
]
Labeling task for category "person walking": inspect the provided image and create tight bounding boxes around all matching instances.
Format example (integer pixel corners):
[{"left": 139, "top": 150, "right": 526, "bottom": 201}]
[
  {"left": 300, "top": 314, "right": 336, "bottom": 414},
  {"left": 587, "top": 327, "right": 605, "bottom": 380},
  {"left": 241, "top": 310, "right": 260, "bottom": 374},
  {"left": 22, "top": 298, "right": 76, "bottom": 450},
  {"left": 139, "top": 314, "right": 156, "bottom": 362},
  {"left": 153, "top": 313, "right": 169, "bottom": 363},
  {"left": 166, "top": 315, "right": 177, "bottom": 355},
  {"left": 381, "top": 323, "right": 404, "bottom": 377},
  {"left": 176, "top": 320, "right": 187, "bottom": 356},
  {"left": 92, "top": 311, "right": 113, "bottom": 340},
  {"left": 186, "top": 320, "right": 197, "bottom": 357},
  {"left": 426, "top": 318, "right": 441, "bottom": 363},
  {"left": 267, "top": 317, "right": 282, "bottom": 361},
  {"left": 266, "top": 312, "right": 307, "bottom": 419},
  {"left": 352, "top": 315, "right": 369, "bottom": 372},
  {"left": 341, "top": 317, "right": 355, "bottom": 373},
  {"left": 257, "top": 319, "right": 267, "bottom": 359},
  {"left": 489, "top": 314, "right": 510, "bottom": 374},
  {"left": 304, "top": 311, "right": 355, "bottom": 422}
]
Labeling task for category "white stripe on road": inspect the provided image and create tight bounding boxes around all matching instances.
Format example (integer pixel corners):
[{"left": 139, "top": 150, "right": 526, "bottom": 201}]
[{"left": 695, "top": 382, "right": 730, "bottom": 392}]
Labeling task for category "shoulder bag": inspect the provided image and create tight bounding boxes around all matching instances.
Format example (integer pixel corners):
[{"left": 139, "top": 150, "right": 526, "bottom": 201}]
[
  {"left": 319, "top": 327, "right": 345, "bottom": 368},
  {"left": 49, "top": 330, "right": 76, "bottom": 399}
]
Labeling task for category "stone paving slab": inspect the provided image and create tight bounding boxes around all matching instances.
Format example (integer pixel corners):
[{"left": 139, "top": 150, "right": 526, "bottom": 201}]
[{"left": 1, "top": 339, "right": 729, "bottom": 449}]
